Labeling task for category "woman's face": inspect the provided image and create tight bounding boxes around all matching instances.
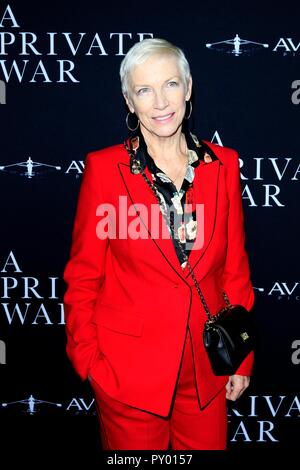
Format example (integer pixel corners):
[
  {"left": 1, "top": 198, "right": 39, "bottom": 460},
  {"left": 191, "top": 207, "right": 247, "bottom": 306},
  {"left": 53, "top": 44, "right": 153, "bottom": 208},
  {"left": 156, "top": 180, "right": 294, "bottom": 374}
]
[{"left": 124, "top": 54, "right": 192, "bottom": 139}]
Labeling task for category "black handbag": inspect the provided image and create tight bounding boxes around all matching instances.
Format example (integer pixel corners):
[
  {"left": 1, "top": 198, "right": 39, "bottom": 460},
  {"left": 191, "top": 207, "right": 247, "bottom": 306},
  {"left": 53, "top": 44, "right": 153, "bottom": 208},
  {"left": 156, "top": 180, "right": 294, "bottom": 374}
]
[
  {"left": 124, "top": 141, "right": 255, "bottom": 376},
  {"left": 202, "top": 295, "right": 255, "bottom": 375}
]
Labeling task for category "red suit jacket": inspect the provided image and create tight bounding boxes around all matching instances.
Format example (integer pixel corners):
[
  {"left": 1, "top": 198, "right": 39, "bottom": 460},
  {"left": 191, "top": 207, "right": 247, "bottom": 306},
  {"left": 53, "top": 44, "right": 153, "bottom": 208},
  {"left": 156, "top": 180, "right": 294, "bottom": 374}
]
[{"left": 63, "top": 135, "right": 255, "bottom": 417}]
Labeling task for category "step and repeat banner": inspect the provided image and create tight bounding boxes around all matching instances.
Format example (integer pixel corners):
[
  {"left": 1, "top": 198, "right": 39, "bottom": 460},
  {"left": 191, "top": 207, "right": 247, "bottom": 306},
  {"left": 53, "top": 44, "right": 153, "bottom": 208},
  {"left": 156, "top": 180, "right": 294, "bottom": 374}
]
[{"left": 0, "top": 0, "right": 299, "bottom": 461}]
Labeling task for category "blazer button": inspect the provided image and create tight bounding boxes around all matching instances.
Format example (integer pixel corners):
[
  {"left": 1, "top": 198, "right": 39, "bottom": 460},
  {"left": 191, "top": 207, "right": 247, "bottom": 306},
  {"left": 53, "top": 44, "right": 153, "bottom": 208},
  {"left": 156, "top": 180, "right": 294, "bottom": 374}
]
[{"left": 173, "top": 283, "right": 179, "bottom": 288}]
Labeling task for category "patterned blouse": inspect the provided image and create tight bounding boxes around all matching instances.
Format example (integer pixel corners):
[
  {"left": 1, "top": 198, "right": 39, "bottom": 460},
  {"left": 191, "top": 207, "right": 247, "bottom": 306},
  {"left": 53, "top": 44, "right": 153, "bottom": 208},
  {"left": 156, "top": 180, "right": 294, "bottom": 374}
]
[{"left": 128, "top": 127, "right": 217, "bottom": 270}]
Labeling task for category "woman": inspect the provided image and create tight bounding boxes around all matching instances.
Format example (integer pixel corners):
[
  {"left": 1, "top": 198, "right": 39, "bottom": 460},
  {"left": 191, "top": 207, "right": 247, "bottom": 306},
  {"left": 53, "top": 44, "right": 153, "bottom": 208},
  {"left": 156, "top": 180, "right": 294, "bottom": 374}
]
[{"left": 63, "top": 38, "right": 255, "bottom": 450}]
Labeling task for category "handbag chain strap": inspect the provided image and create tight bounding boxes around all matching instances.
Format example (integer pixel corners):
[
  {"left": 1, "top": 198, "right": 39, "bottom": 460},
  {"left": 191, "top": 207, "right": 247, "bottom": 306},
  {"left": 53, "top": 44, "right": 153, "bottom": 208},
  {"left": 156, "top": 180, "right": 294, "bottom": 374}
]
[{"left": 123, "top": 141, "right": 231, "bottom": 323}]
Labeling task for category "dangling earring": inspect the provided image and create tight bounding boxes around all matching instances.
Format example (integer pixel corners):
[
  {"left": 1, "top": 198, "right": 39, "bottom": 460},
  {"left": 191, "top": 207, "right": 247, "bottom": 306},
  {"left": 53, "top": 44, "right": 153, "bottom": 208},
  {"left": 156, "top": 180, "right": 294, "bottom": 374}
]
[
  {"left": 185, "top": 100, "right": 192, "bottom": 120},
  {"left": 126, "top": 112, "right": 140, "bottom": 131}
]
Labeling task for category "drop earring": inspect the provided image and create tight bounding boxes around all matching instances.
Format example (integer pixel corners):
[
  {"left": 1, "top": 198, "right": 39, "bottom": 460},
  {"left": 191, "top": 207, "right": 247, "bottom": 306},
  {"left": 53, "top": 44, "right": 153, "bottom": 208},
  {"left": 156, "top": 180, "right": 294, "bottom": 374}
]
[
  {"left": 184, "top": 101, "right": 192, "bottom": 120},
  {"left": 126, "top": 112, "right": 140, "bottom": 131}
]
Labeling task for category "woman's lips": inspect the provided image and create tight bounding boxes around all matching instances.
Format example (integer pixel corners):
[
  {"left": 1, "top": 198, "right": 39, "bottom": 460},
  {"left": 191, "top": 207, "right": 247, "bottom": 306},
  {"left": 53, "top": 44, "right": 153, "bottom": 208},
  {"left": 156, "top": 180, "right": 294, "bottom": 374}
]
[{"left": 152, "top": 112, "right": 175, "bottom": 123}]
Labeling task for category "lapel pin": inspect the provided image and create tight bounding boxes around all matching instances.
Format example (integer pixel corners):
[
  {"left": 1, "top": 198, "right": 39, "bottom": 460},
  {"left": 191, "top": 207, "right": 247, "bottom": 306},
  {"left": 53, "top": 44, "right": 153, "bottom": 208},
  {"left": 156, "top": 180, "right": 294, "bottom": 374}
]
[{"left": 204, "top": 153, "right": 213, "bottom": 163}]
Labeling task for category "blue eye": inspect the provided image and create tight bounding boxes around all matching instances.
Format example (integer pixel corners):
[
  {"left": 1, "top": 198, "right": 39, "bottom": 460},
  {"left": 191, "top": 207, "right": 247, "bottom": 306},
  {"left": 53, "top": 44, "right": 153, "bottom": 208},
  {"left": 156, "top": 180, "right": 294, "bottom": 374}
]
[
  {"left": 137, "top": 88, "right": 149, "bottom": 95},
  {"left": 168, "top": 81, "right": 178, "bottom": 87}
]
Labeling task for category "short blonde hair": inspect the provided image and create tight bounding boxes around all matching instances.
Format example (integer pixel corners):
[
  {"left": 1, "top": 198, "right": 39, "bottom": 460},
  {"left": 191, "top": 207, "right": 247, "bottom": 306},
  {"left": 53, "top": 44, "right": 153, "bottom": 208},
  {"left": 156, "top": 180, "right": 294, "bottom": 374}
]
[{"left": 120, "top": 38, "right": 191, "bottom": 97}]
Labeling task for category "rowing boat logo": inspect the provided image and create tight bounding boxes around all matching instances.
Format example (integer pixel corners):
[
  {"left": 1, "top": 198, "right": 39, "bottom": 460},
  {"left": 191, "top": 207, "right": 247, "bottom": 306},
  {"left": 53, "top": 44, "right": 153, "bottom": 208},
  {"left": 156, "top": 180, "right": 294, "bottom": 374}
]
[
  {"left": 206, "top": 34, "right": 269, "bottom": 56},
  {"left": 0, "top": 157, "right": 61, "bottom": 178}
]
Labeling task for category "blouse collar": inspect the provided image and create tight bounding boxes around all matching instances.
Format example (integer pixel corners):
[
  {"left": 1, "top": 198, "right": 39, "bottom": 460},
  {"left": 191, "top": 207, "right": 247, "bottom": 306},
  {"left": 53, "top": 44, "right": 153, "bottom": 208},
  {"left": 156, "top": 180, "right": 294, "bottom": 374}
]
[{"left": 126, "top": 125, "right": 218, "bottom": 174}]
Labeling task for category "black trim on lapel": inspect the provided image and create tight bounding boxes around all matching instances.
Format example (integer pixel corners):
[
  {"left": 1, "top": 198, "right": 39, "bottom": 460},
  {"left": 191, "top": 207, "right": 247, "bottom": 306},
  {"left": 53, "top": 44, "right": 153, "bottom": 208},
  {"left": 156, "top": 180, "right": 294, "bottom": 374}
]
[
  {"left": 118, "top": 161, "right": 190, "bottom": 284},
  {"left": 184, "top": 159, "right": 221, "bottom": 278},
  {"left": 121, "top": 127, "right": 222, "bottom": 283}
]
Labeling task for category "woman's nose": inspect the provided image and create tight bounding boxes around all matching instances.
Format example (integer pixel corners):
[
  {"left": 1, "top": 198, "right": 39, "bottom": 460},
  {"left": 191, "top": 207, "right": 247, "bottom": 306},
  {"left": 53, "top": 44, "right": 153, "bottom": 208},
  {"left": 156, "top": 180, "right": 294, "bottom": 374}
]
[{"left": 153, "top": 91, "right": 168, "bottom": 109}]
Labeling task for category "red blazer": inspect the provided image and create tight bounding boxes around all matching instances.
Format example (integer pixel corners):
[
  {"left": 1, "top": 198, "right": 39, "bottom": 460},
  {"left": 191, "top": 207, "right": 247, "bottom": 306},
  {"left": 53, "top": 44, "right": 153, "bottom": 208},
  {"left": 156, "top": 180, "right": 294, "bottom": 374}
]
[{"left": 63, "top": 136, "right": 255, "bottom": 416}]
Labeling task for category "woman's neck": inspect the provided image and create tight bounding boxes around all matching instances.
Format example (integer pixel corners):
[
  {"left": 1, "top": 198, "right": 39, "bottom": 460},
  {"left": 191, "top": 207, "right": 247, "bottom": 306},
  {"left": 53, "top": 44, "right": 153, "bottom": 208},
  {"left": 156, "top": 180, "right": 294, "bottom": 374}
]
[{"left": 140, "top": 125, "right": 187, "bottom": 164}]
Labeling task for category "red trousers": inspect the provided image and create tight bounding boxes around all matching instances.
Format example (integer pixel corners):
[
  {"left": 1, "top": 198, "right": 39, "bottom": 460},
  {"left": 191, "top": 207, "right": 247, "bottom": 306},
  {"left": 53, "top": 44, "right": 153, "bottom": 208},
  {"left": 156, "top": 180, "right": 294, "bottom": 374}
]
[{"left": 89, "top": 328, "right": 227, "bottom": 450}]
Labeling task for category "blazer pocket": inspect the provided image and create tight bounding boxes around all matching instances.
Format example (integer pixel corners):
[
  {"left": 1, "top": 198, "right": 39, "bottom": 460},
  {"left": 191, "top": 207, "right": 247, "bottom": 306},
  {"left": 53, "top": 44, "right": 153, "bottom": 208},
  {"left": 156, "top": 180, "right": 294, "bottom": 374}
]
[{"left": 95, "top": 304, "right": 144, "bottom": 337}]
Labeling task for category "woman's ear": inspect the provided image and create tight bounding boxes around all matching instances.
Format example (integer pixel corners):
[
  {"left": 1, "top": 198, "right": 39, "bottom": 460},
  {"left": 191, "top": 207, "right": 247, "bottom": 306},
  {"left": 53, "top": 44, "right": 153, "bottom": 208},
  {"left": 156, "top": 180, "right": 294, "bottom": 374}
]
[
  {"left": 123, "top": 93, "right": 135, "bottom": 114},
  {"left": 186, "top": 76, "right": 193, "bottom": 101}
]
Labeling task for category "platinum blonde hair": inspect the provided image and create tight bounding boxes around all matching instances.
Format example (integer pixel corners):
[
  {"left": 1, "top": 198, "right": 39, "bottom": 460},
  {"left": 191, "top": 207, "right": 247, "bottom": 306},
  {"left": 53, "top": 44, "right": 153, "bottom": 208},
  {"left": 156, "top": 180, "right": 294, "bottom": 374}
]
[{"left": 120, "top": 38, "right": 191, "bottom": 98}]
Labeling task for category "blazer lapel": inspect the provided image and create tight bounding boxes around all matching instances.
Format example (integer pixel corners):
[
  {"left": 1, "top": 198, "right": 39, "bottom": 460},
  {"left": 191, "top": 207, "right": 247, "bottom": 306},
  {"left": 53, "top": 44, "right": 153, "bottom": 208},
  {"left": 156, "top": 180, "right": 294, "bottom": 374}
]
[
  {"left": 119, "top": 133, "right": 221, "bottom": 281},
  {"left": 118, "top": 161, "right": 185, "bottom": 277},
  {"left": 184, "top": 159, "right": 221, "bottom": 279},
  {"left": 118, "top": 158, "right": 221, "bottom": 281}
]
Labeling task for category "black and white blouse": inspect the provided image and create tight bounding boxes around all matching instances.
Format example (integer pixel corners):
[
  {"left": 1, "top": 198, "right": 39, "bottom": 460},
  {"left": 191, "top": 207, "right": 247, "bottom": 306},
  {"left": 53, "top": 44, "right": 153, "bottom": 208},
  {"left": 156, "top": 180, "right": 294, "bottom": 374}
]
[{"left": 128, "top": 127, "right": 217, "bottom": 270}]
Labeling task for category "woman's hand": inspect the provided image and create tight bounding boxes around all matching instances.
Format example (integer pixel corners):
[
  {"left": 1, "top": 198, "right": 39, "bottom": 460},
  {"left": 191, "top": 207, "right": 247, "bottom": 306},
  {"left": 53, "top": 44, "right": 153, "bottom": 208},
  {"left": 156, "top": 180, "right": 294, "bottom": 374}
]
[{"left": 226, "top": 375, "right": 250, "bottom": 401}]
